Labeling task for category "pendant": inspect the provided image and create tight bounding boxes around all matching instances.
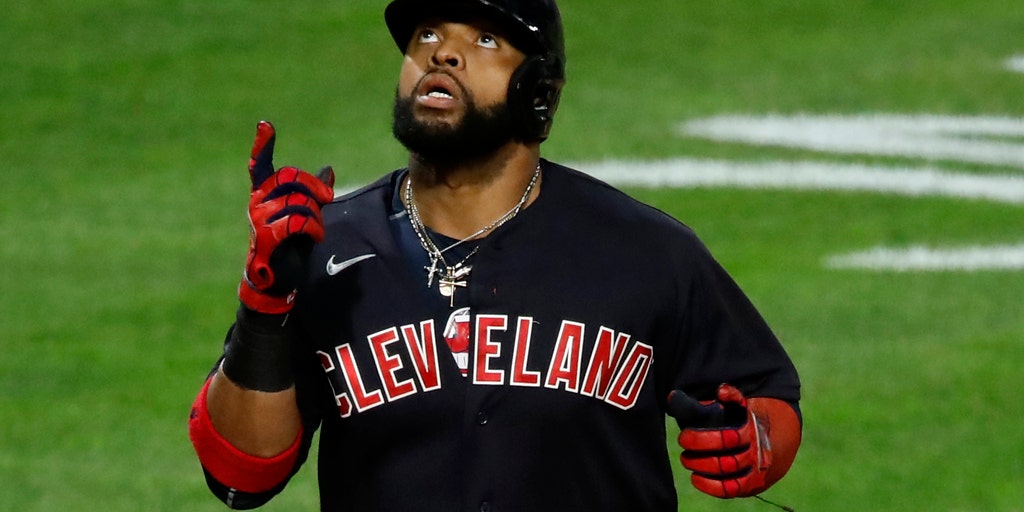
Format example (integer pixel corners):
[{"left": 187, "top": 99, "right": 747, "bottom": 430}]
[
  {"left": 438, "top": 264, "right": 472, "bottom": 307},
  {"left": 424, "top": 256, "right": 441, "bottom": 287}
]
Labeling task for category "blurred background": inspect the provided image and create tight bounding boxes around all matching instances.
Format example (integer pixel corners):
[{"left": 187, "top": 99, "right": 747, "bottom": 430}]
[{"left": 2, "top": 1, "right": 1023, "bottom": 510}]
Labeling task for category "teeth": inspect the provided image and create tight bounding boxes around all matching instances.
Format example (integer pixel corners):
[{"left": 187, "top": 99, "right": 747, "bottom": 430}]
[{"left": 428, "top": 91, "right": 453, "bottom": 99}]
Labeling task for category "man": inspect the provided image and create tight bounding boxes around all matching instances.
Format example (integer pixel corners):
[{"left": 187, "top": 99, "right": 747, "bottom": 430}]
[{"left": 189, "top": 0, "right": 803, "bottom": 510}]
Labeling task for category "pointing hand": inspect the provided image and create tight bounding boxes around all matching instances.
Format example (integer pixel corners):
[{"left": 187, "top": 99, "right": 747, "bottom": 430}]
[{"left": 239, "top": 121, "right": 335, "bottom": 314}]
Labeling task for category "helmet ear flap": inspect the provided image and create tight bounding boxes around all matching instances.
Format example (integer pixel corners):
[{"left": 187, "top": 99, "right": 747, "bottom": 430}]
[{"left": 509, "top": 54, "right": 565, "bottom": 142}]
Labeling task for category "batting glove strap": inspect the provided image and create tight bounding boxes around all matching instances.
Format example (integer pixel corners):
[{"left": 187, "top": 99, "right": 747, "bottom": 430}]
[
  {"left": 238, "top": 279, "right": 295, "bottom": 315},
  {"left": 221, "top": 307, "right": 295, "bottom": 392},
  {"left": 188, "top": 377, "right": 302, "bottom": 494}
]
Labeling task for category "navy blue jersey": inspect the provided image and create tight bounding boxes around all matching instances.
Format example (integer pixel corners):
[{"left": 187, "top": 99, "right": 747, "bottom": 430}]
[{"left": 206, "top": 160, "right": 800, "bottom": 511}]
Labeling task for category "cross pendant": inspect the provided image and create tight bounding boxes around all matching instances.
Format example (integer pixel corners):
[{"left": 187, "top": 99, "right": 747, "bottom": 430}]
[{"left": 424, "top": 257, "right": 441, "bottom": 287}]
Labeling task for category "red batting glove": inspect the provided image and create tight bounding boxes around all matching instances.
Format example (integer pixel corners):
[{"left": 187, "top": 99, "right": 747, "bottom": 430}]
[
  {"left": 666, "top": 384, "right": 772, "bottom": 499},
  {"left": 239, "top": 121, "right": 335, "bottom": 314}
]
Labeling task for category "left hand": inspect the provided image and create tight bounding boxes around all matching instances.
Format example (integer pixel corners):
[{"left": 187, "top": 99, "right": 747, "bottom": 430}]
[{"left": 666, "top": 384, "right": 772, "bottom": 498}]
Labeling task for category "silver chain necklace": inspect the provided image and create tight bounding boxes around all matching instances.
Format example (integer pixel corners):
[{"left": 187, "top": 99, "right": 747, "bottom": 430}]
[{"left": 406, "top": 164, "right": 541, "bottom": 307}]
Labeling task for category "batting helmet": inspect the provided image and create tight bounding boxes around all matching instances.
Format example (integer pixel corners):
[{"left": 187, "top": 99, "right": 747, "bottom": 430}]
[{"left": 384, "top": 0, "right": 566, "bottom": 142}]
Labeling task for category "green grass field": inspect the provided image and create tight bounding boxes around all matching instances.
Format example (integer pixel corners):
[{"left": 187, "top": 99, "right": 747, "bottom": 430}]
[{"left": 3, "top": 1, "right": 1024, "bottom": 510}]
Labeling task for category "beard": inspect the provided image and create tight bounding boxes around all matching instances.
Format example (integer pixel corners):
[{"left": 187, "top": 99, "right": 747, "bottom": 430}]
[{"left": 392, "top": 87, "right": 517, "bottom": 166}]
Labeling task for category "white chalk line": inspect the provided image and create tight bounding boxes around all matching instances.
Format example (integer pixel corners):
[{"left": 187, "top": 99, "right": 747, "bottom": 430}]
[
  {"left": 671, "top": 114, "right": 1024, "bottom": 271},
  {"left": 825, "top": 244, "right": 1024, "bottom": 272},
  {"left": 1005, "top": 54, "right": 1024, "bottom": 73},
  {"left": 581, "top": 158, "right": 1024, "bottom": 204},
  {"left": 679, "top": 114, "right": 1024, "bottom": 168}
]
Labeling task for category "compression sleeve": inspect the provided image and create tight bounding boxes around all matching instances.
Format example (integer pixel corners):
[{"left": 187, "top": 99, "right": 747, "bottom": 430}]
[{"left": 188, "top": 377, "right": 302, "bottom": 494}]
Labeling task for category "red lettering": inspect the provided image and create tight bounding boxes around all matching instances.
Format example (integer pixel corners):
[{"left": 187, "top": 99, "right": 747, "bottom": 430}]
[
  {"left": 319, "top": 318, "right": 652, "bottom": 417},
  {"left": 581, "top": 327, "right": 630, "bottom": 399},
  {"left": 369, "top": 328, "right": 417, "bottom": 402},
  {"left": 336, "top": 344, "right": 384, "bottom": 412},
  {"left": 605, "top": 342, "right": 654, "bottom": 410},
  {"left": 401, "top": 321, "right": 441, "bottom": 392},
  {"left": 545, "top": 321, "right": 584, "bottom": 392},
  {"left": 510, "top": 316, "right": 541, "bottom": 387},
  {"left": 473, "top": 315, "right": 506, "bottom": 385}
]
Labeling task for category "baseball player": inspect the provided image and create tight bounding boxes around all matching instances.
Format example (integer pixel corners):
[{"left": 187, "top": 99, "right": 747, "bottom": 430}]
[{"left": 188, "top": 0, "right": 803, "bottom": 510}]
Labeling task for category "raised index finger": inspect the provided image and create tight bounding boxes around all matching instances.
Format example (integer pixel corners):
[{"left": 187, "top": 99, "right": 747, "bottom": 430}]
[{"left": 248, "top": 120, "right": 276, "bottom": 189}]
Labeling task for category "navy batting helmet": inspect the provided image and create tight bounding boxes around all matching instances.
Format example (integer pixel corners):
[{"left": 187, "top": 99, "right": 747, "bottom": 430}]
[{"left": 384, "top": 0, "right": 566, "bottom": 142}]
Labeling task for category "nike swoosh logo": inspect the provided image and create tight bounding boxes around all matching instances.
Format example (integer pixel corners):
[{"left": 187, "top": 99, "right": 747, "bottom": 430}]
[{"left": 326, "top": 254, "right": 377, "bottom": 276}]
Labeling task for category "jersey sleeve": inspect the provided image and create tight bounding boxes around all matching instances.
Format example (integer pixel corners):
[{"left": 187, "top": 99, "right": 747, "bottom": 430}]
[{"left": 666, "top": 235, "right": 801, "bottom": 404}]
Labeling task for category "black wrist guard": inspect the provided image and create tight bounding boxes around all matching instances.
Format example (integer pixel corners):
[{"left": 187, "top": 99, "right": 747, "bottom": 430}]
[{"left": 221, "top": 305, "right": 295, "bottom": 392}]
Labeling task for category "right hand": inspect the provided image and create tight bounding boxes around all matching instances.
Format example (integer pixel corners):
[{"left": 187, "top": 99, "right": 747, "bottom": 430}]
[
  {"left": 666, "top": 385, "right": 773, "bottom": 499},
  {"left": 239, "top": 121, "right": 335, "bottom": 314}
]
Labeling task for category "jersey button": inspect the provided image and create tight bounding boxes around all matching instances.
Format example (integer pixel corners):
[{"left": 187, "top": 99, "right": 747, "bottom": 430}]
[{"left": 476, "top": 411, "right": 489, "bottom": 426}]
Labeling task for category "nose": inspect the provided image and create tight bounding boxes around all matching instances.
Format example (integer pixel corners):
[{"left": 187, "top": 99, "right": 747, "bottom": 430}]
[{"left": 431, "top": 41, "right": 464, "bottom": 70}]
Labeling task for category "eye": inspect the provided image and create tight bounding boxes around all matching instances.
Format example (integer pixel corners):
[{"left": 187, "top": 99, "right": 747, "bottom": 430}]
[
  {"left": 417, "top": 29, "right": 439, "bottom": 44},
  {"left": 477, "top": 33, "right": 499, "bottom": 49}
]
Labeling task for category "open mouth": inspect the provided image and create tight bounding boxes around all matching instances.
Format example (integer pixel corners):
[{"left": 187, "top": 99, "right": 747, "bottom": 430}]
[
  {"left": 426, "top": 86, "right": 454, "bottom": 100},
  {"left": 416, "top": 73, "right": 462, "bottom": 105}
]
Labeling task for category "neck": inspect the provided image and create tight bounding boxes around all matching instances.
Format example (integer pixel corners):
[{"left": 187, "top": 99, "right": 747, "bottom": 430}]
[{"left": 405, "top": 143, "right": 542, "bottom": 240}]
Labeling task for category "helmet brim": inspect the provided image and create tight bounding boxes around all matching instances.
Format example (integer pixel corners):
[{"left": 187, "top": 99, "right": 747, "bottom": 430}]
[{"left": 385, "top": 0, "right": 546, "bottom": 56}]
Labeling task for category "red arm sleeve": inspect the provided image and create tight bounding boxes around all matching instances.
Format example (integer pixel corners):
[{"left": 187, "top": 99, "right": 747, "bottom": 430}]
[{"left": 188, "top": 377, "right": 303, "bottom": 494}]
